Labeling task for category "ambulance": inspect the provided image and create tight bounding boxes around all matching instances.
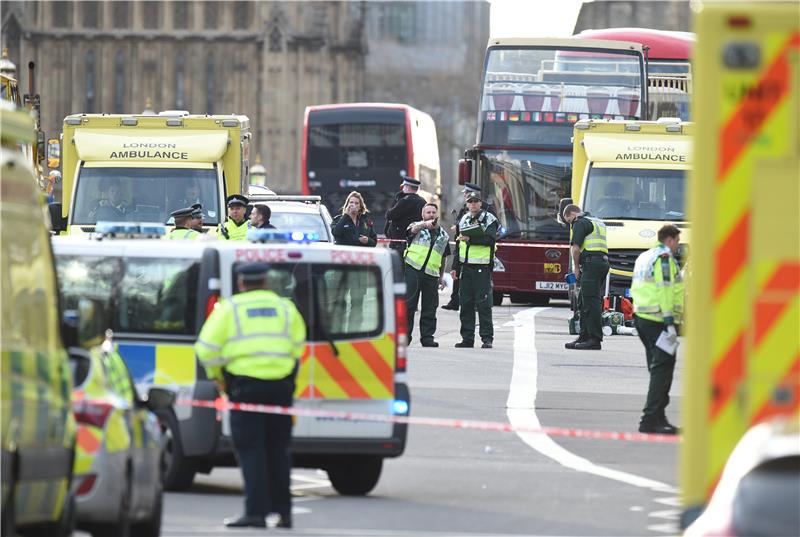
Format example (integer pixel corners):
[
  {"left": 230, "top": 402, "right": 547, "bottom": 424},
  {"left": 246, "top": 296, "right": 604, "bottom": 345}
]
[
  {"left": 1, "top": 101, "right": 76, "bottom": 536},
  {"left": 681, "top": 1, "right": 799, "bottom": 529},
  {"left": 561, "top": 117, "right": 692, "bottom": 296},
  {"left": 51, "top": 229, "right": 410, "bottom": 495},
  {"left": 51, "top": 112, "right": 250, "bottom": 236}
]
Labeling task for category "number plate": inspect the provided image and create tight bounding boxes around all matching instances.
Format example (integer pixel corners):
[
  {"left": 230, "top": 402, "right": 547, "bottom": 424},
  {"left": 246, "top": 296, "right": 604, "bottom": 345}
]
[
  {"left": 535, "top": 281, "right": 569, "bottom": 291},
  {"left": 543, "top": 263, "right": 562, "bottom": 274}
]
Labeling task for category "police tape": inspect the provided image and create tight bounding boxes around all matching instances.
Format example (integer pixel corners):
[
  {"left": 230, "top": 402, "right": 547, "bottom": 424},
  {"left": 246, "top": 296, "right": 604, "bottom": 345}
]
[{"left": 176, "top": 398, "right": 680, "bottom": 444}]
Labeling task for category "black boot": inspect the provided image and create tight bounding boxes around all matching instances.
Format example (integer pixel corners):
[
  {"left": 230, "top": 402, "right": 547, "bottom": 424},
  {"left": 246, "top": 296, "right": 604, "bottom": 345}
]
[
  {"left": 224, "top": 515, "right": 266, "bottom": 528},
  {"left": 276, "top": 512, "right": 292, "bottom": 528},
  {"left": 572, "top": 337, "right": 601, "bottom": 350},
  {"left": 564, "top": 334, "right": 588, "bottom": 349}
]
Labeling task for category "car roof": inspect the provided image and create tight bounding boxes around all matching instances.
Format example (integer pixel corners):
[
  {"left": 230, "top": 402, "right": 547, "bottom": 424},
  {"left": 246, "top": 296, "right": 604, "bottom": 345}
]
[{"left": 254, "top": 200, "right": 324, "bottom": 215}]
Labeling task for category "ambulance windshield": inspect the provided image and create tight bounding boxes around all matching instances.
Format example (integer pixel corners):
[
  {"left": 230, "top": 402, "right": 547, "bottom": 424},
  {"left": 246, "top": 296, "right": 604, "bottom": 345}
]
[
  {"left": 71, "top": 166, "right": 220, "bottom": 225},
  {"left": 584, "top": 168, "right": 686, "bottom": 221}
]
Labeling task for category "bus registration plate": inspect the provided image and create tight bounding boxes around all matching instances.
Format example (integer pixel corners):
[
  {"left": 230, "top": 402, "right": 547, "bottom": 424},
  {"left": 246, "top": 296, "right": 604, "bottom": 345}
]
[{"left": 535, "top": 281, "right": 568, "bottom": 291}]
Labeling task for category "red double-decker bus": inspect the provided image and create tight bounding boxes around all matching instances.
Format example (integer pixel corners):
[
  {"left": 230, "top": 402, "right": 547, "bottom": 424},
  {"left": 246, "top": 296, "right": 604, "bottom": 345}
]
[
  {"left": 459, "top": 37, "right": 649, "bottom": 305},
  {"left": 302, "top": 103, "right": 440, "bottom": 232}
]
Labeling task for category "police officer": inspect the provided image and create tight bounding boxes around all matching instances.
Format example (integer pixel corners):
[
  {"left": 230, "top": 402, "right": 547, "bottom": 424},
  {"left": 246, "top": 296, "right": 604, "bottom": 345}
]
[
  {"left": 384, "top": 176, "right": 426, "bottom": 254},
  {"left": 218, "top": 194, "right": 249, "bottom": 240},
  {"left": 631, "top": 224, "right": 683, "bottom": 435},
  {"left": 189, "top": 203, "right": 205, "bottom": 232},
  {"left": 405, "top": 203, "right": 450, "bottom": 347},
  {"left": 454, "top": 191, "right": 499, "bottom": 349},
  {"left": 562, "top": 204, "right": 609, "bottom": 350},
  {"left": 442, "top": 183, "right": 496, "bottom": 311},
  {"left": 165, "top": 207, "right": 200, "bottom": 240},
  {"left": 195, "top": 263, "right": 307, "bottom": 528}
]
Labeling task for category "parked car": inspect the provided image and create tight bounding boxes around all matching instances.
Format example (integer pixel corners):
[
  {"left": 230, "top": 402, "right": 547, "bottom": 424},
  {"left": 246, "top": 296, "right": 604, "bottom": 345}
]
[
  {"left": 68, "top": 327, "right": 173, "bottom": 537},
  {"left": 249, "top": 195, "right": 333, "bottom": 242}
]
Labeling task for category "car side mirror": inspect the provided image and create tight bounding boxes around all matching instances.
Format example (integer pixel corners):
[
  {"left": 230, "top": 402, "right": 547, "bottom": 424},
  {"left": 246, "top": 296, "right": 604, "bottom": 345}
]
[
  {"left": 557, "top": 197, "right": 573, "bottom": 226},
  {"left": 145, "top": 387, "right": 176, "bottom": 412},
  {"left": 49, "top": 202, "right": 67, "bottom": 234}
]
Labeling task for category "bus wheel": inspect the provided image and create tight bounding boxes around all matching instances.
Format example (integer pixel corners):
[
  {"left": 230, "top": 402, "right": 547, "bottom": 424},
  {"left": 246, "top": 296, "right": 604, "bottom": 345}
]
[
  {"left": 157, "top": 409, "right": 197, "bottom": 491},
  {"left": 327, "top": 456, "right": 383, "bottom": 496},
  {"left": 492, "top": 292, "right": 504, "bottom": 306}
]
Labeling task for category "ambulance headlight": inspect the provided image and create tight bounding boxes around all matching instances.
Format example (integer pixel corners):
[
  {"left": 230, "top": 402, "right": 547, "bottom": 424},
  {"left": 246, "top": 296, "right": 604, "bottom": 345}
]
[
  {"left": 493, "top": 257, "right": 505, "bottom": 272},
  {"left": 392, "top": 400, "right": 409, "bottom": 415}
]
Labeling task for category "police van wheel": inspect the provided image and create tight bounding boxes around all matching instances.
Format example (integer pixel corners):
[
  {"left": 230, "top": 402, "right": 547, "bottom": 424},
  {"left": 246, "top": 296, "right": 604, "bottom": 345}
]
[
  {"left": 158, "top": 410, "right": 197, "bottom": 491},
  {"left": 492, "top": 292, "right": 504, "bottom": 306},
  {"left": 327, "top": 456, "right": 383, "bottom": 496},
  {"left": 131, "top": 484, "right": 163, "bottom": 537}
]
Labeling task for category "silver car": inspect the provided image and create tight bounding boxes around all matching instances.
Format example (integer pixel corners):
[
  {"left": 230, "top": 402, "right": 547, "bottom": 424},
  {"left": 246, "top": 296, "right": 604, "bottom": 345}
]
[{"left": 249, "top": 195, "right": 334, "bottom": 242}]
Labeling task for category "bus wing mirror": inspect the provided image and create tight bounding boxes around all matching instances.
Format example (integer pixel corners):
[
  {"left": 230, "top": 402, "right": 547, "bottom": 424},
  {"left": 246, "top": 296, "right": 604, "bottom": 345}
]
[
  {"left": 47, "top": 138, "right": 61, "bottom": 169},
  {"left": 557, "top": 197, "right": 573, "bottom": 226},
  {"left": 458, "top": 159, "right": 472, "bottom": 186}
]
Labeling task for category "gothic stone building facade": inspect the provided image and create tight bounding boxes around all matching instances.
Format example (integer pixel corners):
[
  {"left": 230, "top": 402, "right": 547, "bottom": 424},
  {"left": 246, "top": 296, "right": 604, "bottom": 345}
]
[{"left": 1, "top": 0, "right": 367, "bottom": 193}]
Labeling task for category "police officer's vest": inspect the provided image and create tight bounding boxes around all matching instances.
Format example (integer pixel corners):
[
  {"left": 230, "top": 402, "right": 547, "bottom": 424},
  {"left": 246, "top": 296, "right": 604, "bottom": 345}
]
[
  {"left": 195, "top": 290, "right": 303, "bottom": 380},
  {"left": 581, "top": 216, "right": 608, "bottom": 253},
  {"left": 458, "top": 210, "right": 497, "bottom": 265},
  {"left": 405, "top": 224, "right": 449, "bottom": 277},
  {"left": 218, "top": 219, "right": 249, "bottom": 241},
  {"left": 631, "top": 244, "right": 685, "bottom": 323},
  {"left": 166, "top": 228, "right": 199, "bottom": 240}
]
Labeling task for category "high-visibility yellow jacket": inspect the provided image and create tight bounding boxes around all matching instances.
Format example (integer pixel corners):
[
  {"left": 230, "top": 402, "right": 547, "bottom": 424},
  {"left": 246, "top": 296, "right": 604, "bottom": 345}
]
[
  {"left": 166, "top": 227, "right": 200, "bottom": 240},
  {"left": 631, "top": 243, "right": 684, "bottom": 324},
  {"left": 405, "top": 224, "right": 450, "bottom": 277},
  {"left": 195, "top": 290, "right": 307, "bottom": 381},
  {"left": 217, "top": 219, "right": 249, "bottom": 241},
  {"left": 457, "top": 210, "right": 499, "bottom": 265},
  {"left": 581, "top": 216, "right": 608, "bottom": 253}
]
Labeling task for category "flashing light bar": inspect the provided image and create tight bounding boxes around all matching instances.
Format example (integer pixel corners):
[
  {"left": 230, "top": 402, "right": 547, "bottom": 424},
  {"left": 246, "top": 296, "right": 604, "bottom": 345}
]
[
  {"left": 246, "top": 228, "right": 320, "bottom": 243},
  {"left": 95, "top": 221, "right": 166, "bottom": 238}
]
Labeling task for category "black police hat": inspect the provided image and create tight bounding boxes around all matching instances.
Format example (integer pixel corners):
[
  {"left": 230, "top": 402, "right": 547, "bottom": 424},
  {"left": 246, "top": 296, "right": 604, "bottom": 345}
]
[
  {"left": 462, "top": 182, "right": 481, "bottom": 194},
  {"left": 402, "top": 176, "right": 421, "bottom": 188},
  {"left": 170, "top": 206, "right": 194, "bottom": 219},
  {"left": 226, "top": 194, "right": 249, "bottom": 207},
  {"left": 190, "top": 204, "right": 203, "bottom": 219},
  {"left": 236, "top": 262, "right": 270, "bottom": 282}
]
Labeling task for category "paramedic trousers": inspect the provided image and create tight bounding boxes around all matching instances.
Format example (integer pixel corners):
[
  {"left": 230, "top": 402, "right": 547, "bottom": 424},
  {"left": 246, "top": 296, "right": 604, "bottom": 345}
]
[
  {"left": 405, "top": 265, "right": 439, "bottom": 344},
  {"left": 578, "top": 254, "right": 610, "bottom": 341},
  {"left": 227, "top": 374, "right": 294, "bottom": 518},
  {"left": 634, "top": 316, "right": 677, "bottom": 427},
  {"left": 459, "top": 264, "right": 493, "bottom": 344}
]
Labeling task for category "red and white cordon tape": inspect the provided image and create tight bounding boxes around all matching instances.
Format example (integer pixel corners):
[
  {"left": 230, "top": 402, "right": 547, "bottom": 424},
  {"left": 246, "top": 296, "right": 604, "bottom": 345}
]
[{"left": 177, "top": 398, "right": 680, "bottom": 444}]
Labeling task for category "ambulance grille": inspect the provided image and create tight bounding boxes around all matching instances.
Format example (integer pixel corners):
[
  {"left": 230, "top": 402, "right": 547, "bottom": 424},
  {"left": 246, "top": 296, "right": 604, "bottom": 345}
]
[{"left": 607, "top": 249, "right": 645, "bottom": 273}]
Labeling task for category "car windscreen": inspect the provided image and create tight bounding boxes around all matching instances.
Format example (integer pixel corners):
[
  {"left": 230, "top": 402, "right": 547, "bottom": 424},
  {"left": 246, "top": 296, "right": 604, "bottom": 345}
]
[
  {"left": 55, "top": 254, "right": 201, "bottom": 336},
  {"left": 584, "top": 167, "right": 686, "bottom": 221},
  {"left": 266, "top": 208, "right": 330, "bottom": 241},
  {"left": 71, "top": 166, "right": 220, "bottom": 225}
]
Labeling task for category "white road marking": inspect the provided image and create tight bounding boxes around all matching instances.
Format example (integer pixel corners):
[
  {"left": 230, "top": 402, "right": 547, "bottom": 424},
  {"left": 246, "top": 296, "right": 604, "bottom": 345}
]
[{"left": 506, "top": 307, "right": 677, "bottom": 493}]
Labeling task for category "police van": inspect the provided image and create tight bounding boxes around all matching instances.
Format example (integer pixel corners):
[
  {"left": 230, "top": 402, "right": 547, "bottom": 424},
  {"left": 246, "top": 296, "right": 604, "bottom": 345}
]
[{"left": 51, "top": 227, "right": 409, "bottom": 495}]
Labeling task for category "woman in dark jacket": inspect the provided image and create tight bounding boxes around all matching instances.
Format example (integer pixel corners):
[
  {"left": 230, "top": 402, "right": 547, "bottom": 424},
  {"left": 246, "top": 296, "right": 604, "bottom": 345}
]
[{"left": 330, "top": 191, "right": 376, "bottom": 332}]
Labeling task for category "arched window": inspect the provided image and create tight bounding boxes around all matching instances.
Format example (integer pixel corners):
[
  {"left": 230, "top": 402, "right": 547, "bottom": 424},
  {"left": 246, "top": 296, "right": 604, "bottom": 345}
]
[
  {"left": 206, "top": 54, "right": 215, "bottom": 114},
  {"left": 114, "top": 50, "right": 125, "bottom": 113},
  {"left": 175, "top": 53, "right": 185, "bottom": 109},
  {"left": 85, "top": 50, "right": 95, "bottom": 113}
]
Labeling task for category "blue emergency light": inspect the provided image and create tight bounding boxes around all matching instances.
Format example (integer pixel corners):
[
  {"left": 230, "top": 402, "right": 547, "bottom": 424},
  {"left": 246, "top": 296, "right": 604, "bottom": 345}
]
[
  {"left": 95, "top": 221, "right": 166, "bottom": 238},
  {"left": 246, "top": 228, "right": 320, "bottom": 243},
  {"left": 392, "top": 400, "right": 409, "bottom": 415}
]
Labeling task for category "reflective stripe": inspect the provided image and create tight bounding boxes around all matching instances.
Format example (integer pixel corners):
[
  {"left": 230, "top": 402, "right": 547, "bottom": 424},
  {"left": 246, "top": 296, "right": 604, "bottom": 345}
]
[
  {"left": 405, "top": 226, "right": 449, "bottom": 276},
  {"left": 201, "top": 356, "right": 231, "bottom": 367},
  {"left": 195, "top": 339, "right": 221, "bottom": 352},
  {"left": 232, "top": 351, "right": 294, "bottom": 360},
  {"left": 229, "top": 331, "right": 291, "bottom": 343}
]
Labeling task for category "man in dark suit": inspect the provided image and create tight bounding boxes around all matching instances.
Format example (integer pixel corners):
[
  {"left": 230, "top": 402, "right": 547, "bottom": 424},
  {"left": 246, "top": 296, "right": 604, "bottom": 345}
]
[{"left": 384, "top": 176, "right": 426, "bottom": 255}]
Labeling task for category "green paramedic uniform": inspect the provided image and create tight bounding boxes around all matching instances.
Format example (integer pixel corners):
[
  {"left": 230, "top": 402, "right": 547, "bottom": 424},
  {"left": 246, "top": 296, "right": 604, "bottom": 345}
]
[
  {"left": 456, "top": 210, "right": 499, "bottom": 346},
  {"left": 404, "top": 223, "right": 450, "bottom": 345},
  {"left": 571, "top": 214, "right": 609, "bottom": 342}
]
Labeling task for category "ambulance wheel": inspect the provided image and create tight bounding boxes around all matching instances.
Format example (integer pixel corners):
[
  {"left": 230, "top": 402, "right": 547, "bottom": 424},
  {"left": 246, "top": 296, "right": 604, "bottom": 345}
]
[
  {"left": 158, "top": 410, "right": 197, "bottom": 491},
  {"left": 86, "top": 468, "right": 132, "bottom": 537},
  {"left": 26, "top": 489, "right": 75, "bottom": 537},
  {"left": 327, "top": 456, "right": 383, "bottom": 496},
  {"left": 492, "top": 292, "right": 504, "bottom": 306}
]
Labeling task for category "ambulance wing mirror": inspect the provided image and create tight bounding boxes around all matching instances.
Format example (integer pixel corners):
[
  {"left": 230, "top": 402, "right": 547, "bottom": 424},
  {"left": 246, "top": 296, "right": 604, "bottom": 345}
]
[
  {"left": 458, "top": 159, "right": 472, "bottom": 186},
  {"left": 557, "top": 198, "right": 573, "bottom": 227},
  {"left": 47, "top": 138, "right": 60, "bottom": 169},
  {"left": 144, "top": 387, "right": 176, "bottom": 412}
]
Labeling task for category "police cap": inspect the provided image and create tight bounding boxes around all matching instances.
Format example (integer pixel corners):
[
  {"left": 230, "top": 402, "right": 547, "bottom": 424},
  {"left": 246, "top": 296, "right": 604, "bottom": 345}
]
[
  {"left": 226, "top": 194, "right": 249, "bottom": 207},
  {"left": 462, "top": 182, "right": 481, "bottom": 194},
  {"left": 170, "top": 206, "right": 194, "bottom": 219},
  {"left": 236, "top": 262, "right": 270, "bottom": 282},
  {"left": 190, "top": 203, "right": 203, "bottom": 218},
  {"left": 401, "top": 176, "right": 421, "bottom": 188}
]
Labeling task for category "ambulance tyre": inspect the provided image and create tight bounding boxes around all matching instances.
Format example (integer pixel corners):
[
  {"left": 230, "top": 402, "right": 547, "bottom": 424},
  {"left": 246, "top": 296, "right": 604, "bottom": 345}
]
[
  {"left": 327, "top": 456, "right": 383, "bottom": 496},
  {"left": 492, "top": 292, "right": 504, "bottom": 306},
  {"left": 157, "top": 409, "right": 197, "bottom": 491}
]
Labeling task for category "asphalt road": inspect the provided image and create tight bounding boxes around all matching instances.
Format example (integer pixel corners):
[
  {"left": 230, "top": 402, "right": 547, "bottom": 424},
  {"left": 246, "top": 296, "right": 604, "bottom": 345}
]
[{"left": 157, "top": 298, "right": 684, "bottom": 537}]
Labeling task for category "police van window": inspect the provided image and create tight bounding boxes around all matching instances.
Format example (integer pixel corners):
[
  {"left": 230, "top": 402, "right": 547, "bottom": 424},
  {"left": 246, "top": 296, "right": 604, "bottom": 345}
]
[
  {"left": 55, "top": 256, "right": 119, "bottom": 319},
  {"left": 118, "top": 258, "right": 200, "bottom": 335},
  {"left": 71, "top": 167, "right": 220, "bottom": 226},
  {"left": 267, "top": 211, "right": 328, "bottom": 241},
  {"left": 312, "top": 265, "right": 383, "bottom": 338},
  {"left": 231, "top": 263, "right": 313, "bottom": 326}
]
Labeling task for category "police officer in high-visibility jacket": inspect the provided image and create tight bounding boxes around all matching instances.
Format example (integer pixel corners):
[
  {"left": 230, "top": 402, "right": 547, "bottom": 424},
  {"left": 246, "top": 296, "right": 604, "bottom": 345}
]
[
  {"left": 218, "top": 194, "right": 250, "bottom": 240},
  {"left": 405, "top": 203, "right": 450, "bottom": 347},
  {"left": 453, "top": 191, "right": 499, "bottom": 349},
  {"left": 631, "top": 224, "right": 683, "bottom": 435},
  {"left": 165, "top": 207, "right": 200, "bottom": 240},
  {"left": 562, "top": 204, "right": 609, "bottom": 350},
  {"left": 195, "top": 262, "right": 307, "bottom": 529}
]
